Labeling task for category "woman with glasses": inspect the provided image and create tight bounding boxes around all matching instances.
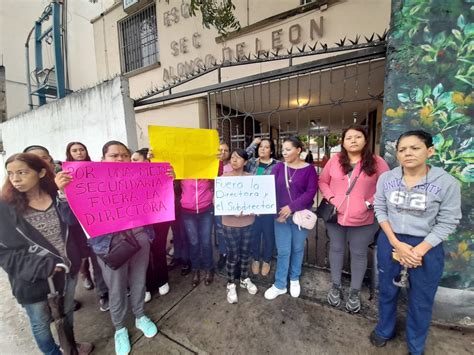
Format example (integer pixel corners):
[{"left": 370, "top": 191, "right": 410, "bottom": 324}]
[{"left": 370, "top": 130, "right": 461, "bottom": 355}]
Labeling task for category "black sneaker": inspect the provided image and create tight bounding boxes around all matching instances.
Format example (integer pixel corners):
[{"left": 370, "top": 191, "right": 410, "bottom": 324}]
[
  {"left": 99, "top": 296, "right": 110, "bottom": 312},
  {"left": 168, "top": 258, "right": 182, "bottom": 271},
  {"left": 181, "top": 261, "right": 191, "bottom": 276},
  {"left": 369, "top": 330, "right": 387, "bottom": 347},
  {"left": 217, "top": 254, "right": 227, "bottom": 270},
  {"left": 327, "top": 284, "right": 342, "bottom": 307},
  {"left": 73, "top": 300, "right": 82, "bottom": 312},
  {"left": 345, "top": 289, "right": 361, "bottom": 313}
]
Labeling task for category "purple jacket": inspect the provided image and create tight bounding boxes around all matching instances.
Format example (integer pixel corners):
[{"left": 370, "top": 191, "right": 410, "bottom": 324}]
[{"left": 272, "top": 162, "right": 318, "bottom": 212}]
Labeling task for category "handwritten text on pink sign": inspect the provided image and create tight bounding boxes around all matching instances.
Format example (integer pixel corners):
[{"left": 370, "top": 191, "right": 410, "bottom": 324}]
[{"left": 63, "top": 162, "right": 175, "bottom": 237}]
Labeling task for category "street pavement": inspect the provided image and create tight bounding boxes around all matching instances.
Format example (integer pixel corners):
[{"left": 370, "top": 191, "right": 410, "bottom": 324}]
[{"left": 0, "top": 266, "right": 472, "bottom": 354}]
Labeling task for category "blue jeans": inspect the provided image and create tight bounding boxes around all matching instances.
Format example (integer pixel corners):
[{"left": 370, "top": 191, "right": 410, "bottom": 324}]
[
  {"left": 182, "top": 210, "right": 214, "bottom": 271},
  {"left": 375, "top": 231, "right": 444, "bottom": 355},
  {"left": 274, "top": 218, "right": 310, "bottom": 289},
  {"left": 251, "top": 214, "right": 275, "bottom": 262},
  {"left": 215, "top": 215, "right": 227, "bottom": 255},
  {"left": 23, "top": 273, "right": 78, "bottom": 355}
]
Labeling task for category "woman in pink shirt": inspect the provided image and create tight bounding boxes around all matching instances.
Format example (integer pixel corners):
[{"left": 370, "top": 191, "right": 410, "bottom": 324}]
[{"left": 319, "top": 125, "right": 389, "bottom": 313}]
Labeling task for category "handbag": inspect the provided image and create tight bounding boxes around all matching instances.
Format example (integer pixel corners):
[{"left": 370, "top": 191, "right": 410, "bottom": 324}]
[
  {"left": 98, "top": 231, "right": 140, "bottom": 270},
  {"left": 316, "top": 198, "right": 338, "bottom": 223},
  {"left": 316, "top": 171, "right": 361, "bottom": 224},
  {"left": 284, "top": 163, "right": 318, "bottom": 230}
]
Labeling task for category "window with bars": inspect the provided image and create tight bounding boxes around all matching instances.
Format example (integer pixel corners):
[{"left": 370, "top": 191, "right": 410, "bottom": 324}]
[
  {"left": 118, "top": 4, "right": 159, "bottom": 73},
  {"left": 300, "top": 0, "right": 315, "bottom": 5}
]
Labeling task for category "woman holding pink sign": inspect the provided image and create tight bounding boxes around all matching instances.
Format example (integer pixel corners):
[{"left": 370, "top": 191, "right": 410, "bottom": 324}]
[{"left": 84, "top": 141, "right": 158, "bottom": 355}]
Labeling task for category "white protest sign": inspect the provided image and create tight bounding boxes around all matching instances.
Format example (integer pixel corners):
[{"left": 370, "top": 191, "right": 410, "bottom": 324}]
[{"left": 214, "top": 175, "right": 277, "bottom": 216}]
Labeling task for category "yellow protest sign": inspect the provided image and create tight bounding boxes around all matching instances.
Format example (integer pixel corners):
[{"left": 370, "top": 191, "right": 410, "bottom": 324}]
[{"left": 148, "top": 126, "right": 220, "bottom": 179}]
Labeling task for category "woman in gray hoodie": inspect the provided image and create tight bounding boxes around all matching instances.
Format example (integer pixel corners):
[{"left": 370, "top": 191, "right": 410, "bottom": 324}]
[{"left": 370, "top": 130, "right": 461, "bottom": 355}]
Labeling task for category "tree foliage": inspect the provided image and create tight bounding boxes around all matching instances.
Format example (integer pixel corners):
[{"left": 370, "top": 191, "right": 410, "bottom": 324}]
[{"left": 189, "top": 0, "right": 240, "bottom": 37}]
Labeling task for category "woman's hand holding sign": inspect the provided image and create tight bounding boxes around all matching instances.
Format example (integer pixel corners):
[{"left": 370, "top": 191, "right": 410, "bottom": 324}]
[{"left": 55, "top": 171, "right": 73, "bottom": 192}]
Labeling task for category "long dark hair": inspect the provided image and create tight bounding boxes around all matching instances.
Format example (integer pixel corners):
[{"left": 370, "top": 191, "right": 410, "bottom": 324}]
[
  {"left": 283, "top": 136, "right": 304, "bottom": 153},
  {"left": 339, "top": 125, "right": 377, "bottom": 176},
  {"left": 66, "top": 141, "right": 91, "bottom": 162},
  {"left": 2, "top": 153, "right": 58, "bottom": 214},
  {"left": 133, "top": 148, "right": 150, "bottom": 162},
  {"left": 257, "top": 138, "right": 276, "bottom": 159},
  {"left": 231, "top": 148, "right": 249, "bottom": 161}
]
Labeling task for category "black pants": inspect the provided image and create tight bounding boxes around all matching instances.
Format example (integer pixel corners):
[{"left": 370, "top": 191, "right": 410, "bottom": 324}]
[{"left": 146, "top": 222, "right": 171, "bottom": 291}]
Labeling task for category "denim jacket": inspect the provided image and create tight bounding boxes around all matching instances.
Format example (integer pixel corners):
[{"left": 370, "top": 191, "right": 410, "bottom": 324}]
[{"left": 244, "top": 142, "right": 278, "bottom": 175}]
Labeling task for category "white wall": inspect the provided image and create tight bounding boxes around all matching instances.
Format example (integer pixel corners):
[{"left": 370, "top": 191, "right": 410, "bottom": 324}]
[
  {"left": 0, "top": 0, "right": 100, "bottom": 118},
  {"left": 135, "top": 97, "right": 208, "bottom": 147},
  {"left": 0, "top": 77, "right": 137, "bottom": 161}
]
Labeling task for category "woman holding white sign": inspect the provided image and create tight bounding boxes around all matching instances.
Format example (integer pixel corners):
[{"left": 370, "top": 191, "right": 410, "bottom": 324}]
[
  {"left": 264, "top": 137, "right": 318, "bottom": 300},
  {"left": 245, "top": 138, "right": 278, "bottom": 276},
  {"left": 222, "top": 148, "right": 259, "bottom": 304}
]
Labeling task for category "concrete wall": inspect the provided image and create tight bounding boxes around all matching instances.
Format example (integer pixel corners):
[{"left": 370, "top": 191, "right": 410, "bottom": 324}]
[
  {"left": 0, "top": 76, "right": 137, "bottom": 161},
  {"left": 135, "top": 97, "right": 208, "bottom": 147}
]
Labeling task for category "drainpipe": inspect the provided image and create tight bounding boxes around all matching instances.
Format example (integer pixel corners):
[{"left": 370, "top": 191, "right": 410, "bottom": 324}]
[{"left": 25, "top": 27, "right": 35, "bottom": 110}]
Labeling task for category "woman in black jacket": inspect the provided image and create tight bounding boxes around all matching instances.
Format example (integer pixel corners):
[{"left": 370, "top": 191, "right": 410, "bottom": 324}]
[{"left": 0, "top": 153, "right": 92, "bottom": 355}]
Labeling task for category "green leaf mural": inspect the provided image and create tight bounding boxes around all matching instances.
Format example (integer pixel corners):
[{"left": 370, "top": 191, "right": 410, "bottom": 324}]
[{"left": 382, "top": 0, "right": 473, "bottom": 289}]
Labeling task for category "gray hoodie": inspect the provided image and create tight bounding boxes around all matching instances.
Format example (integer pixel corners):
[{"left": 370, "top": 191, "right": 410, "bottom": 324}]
[{"left": 374, "top": 166, "right": 461, "bottom": 247}]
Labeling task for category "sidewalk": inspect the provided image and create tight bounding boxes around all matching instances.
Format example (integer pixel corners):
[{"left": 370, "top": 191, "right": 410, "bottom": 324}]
[{"left": 0, "top": 267, "right": 472, "bottom": 354}]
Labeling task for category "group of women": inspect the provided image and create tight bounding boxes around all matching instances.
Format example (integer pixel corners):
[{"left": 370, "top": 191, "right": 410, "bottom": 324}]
[{"left": 0, "top": 126, "right": 461, "bottom": 355}]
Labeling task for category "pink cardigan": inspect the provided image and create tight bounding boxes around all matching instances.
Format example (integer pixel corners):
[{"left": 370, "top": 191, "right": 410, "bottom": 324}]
[{"left": 319, "top": 154, "right": 389, "bottom": 226}]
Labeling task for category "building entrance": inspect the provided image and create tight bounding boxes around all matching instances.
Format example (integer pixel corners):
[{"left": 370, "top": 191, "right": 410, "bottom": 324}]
[{"left": 208, "top": 48, "right": 386, "bottom": 276}]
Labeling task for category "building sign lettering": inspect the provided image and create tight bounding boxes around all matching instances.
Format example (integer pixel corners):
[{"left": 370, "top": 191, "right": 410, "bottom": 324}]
[{"left": 162, "top": 9, "right": 324, "bottom": 82}]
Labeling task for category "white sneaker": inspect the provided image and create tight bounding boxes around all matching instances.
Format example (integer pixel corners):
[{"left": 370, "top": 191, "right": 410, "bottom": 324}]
[
  {"left": 226, "top": 283, "right": 238, "bottom": 304},
  {"left": 290, "top": 280, "right": 301, "bottom": 298},
  {"left": 240, "top": 278, "right": 258, "bottom": 295},
  {"left": 264, "top": 285, "right": 287, "bottom": 300},
  {"left": 144, "top": 291, "right": 151, "bottom": 303},
  {"left": 158, "top": 283, "right": 170, "bottom": 296}
]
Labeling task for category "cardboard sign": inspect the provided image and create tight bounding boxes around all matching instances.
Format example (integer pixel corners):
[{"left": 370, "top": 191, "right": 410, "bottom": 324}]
[
  {"left": 148, "top": 125, "right": 219, "bottom": 179},
  {"left": 62, "top": 162, "right": 175, "bottom": 237},
  {"left": 214, "top": 175, "right": 277, "bottom": 216}
]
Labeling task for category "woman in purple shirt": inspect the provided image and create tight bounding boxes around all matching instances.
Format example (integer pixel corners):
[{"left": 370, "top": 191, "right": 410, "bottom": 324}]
[{"left": 264, "top": 136, "right": 318, "bottom": 300}]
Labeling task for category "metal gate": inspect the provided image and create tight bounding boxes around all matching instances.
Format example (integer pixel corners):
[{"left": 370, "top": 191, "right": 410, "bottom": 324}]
[
  {"left": 208, "top": 51, "right": 386, "bottom": 272},
  {"left": 133, "top": 42, "right": 387, "bottom": 275}
]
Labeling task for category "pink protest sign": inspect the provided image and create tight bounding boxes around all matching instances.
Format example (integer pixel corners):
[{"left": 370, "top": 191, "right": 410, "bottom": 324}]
[{"left": 62, "top": 162, "right": 175, "bottom": 237}]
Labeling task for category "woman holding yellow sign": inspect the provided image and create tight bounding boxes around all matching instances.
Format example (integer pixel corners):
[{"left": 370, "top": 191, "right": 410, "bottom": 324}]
[{"left": 371, "top": 130, "right": 461, "bottom": 355}]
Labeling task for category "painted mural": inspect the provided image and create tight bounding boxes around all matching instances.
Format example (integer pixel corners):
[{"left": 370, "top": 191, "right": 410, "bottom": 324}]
[{"left": 382, "top": 0, "right": 473, "bottom": 289}]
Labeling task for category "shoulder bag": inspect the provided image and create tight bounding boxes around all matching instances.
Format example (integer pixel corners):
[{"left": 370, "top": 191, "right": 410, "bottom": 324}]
[
  {"left": 316, "top": 171, "right": 360, "bottom": 224},
  {"left": 97, "top": 231, "right": 140, "bottom": 270}
]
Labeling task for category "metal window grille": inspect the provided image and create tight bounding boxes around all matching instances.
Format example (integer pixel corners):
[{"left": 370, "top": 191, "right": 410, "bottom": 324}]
[
  {"left": 300, "top": 0, "right": 314, "bottom": 5},
  {"left": 118, "top": 4, "right": 159, "bottom": 73}
]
